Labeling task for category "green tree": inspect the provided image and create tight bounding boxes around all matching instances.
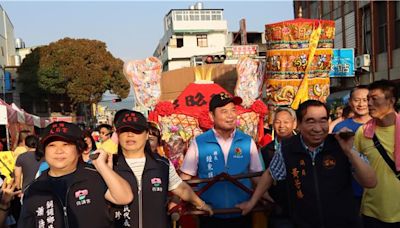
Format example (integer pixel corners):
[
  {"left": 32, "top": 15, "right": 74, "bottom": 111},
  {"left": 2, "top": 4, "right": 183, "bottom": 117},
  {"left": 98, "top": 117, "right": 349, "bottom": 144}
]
[{"left": 18, "top": 38, "right": 130, "bottom": 112}]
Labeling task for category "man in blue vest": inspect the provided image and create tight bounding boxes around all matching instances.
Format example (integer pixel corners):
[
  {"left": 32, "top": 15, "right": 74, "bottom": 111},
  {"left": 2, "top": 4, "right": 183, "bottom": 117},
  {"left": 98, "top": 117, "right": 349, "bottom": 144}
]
[
  {"left": 237, "top": 100, "right": 377, "bottom": 228},
  {"left": 180, "top": 92, "right": 263, "bottom": 228}
]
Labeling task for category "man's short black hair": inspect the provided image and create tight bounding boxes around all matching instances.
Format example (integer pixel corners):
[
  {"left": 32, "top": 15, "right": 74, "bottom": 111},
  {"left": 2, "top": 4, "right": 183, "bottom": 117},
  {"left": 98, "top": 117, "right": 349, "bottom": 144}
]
[
  {"left": 97, "top": 124, "right": 112, "bottom": 132},
  {"left": 296, "top": 100, "right": 329, "bottom": 123},
  {"left": 342, "top": 105, "right": 353, "bottom": 119},
  {"left": 25, "top": 135, "right": 39, "bottom": 149},
  {"left": 349, "top": 85, "right": 369, "bottom": 99},
  {"left": 368, "top": 80, "right": 399, "bottom": 108},
  {"left": 209, "top": 92, "right": 242, "bottom": 112},
  {"left": 17, "top": 130, "right": 31, "bottom": 144}
]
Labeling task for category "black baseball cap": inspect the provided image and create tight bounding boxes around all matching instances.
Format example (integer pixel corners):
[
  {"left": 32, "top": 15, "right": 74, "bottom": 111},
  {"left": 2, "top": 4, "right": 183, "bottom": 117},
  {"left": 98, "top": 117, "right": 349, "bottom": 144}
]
[
  {"left": 41, "top": 121, "right": 83, "bottom": 145},
  {"left": 114, "top": 110, "right": 149, "bottom": 132},
  {"left": 209, "top": 92, "right": 242, "bottom": 112}
]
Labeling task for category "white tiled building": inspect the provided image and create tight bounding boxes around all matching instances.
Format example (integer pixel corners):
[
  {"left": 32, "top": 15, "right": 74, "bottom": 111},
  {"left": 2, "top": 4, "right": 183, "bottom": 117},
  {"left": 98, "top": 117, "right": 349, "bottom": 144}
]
[
  {"left": 0, "top": 5, "right": 18, "bottom": 104},
  {"left": 154, "top": 3, "right": 228, "bottom": 71},
  {"left": 0, "top": 5, "right": 16, "bottom": 68}
]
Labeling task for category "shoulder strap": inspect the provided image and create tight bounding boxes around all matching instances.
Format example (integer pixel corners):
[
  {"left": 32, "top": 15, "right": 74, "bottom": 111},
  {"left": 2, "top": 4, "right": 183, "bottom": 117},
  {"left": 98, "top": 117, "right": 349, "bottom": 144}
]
[{"left": 373, "top": 134, "right": 400, "bottom": 180}]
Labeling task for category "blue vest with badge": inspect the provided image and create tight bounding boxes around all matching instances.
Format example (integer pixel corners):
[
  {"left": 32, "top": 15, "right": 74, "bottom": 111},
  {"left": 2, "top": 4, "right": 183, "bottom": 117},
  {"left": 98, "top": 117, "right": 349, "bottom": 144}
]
[{"left": 197, "top": 129, "right": 252, "bottom": 217}]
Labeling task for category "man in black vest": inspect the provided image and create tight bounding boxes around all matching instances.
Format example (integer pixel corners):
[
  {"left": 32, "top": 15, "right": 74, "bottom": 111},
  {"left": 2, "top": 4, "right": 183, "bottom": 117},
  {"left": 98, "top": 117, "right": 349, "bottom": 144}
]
[{"left": 237, "top": 100, "right": 377, "bottom": 228}]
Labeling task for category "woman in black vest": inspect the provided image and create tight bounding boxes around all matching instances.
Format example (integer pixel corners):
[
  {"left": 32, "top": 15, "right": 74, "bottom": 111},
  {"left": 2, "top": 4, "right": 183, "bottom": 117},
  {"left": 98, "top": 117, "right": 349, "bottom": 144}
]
[
  {"left": 18, "top": 121, "right": 133, "bottom": 228},
  {"left": 111, "top": 109, "right": 213, "bottom": 228}
]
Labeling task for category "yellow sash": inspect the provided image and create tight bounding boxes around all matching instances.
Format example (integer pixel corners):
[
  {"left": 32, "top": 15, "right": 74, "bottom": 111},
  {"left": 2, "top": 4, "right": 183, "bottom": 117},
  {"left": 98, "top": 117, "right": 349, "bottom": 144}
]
[{"left": 291, "top": 23, "right": 322, "bottom": 110}]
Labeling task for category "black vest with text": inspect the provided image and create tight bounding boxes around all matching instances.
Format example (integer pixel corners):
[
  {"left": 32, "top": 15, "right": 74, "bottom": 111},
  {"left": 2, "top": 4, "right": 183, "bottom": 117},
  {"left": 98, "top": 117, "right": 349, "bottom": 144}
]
[
  {"left": 112, "top": 152, "right": 170, "bottom": 228},
  {"left": 281, "top": 134, "right": 357, "bottom": 228}
]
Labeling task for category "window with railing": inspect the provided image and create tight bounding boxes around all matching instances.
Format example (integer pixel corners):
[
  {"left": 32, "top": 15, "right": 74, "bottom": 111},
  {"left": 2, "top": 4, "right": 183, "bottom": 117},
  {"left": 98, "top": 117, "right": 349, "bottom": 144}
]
[
  {"left": 363, "top": 6, "right": 372, "bottom": 54},
  {"left": 344, "top": 0, "right": 354, "bottom": 15},
  {"left": 197, "top": 34, "right": 208, "bottom": 47},
  {"left": 395, "top": 1, "right": 400, "bottom": 49},
  {"left": 377, "top": 2, "right": 387, "bottom": 53},
  {"left": 172, "top": 10, "right": 222, "bottom": 22},
  {"left": 175, "top": 11, "right": 183, "bottom": 21},
  {"left": 333, "top": 1, "right": 342, "bottom": 20},
  {"left": 165, "top": 15, "right": 172, "bottom": 30},
  {"left": 322, "top": 1, "right": 331, "bottom": 19},
  {"left": 201, "top": 11, "right": 211, "bottom": 20},
  {"left": 310, "top": 1, "right": 319, "bottom": 19},
  {"left": 211, "top": 10, "right": 222, "bottom": 20},
  {"left": 300, "top": 1, "right": 308, "bottom": 18}
]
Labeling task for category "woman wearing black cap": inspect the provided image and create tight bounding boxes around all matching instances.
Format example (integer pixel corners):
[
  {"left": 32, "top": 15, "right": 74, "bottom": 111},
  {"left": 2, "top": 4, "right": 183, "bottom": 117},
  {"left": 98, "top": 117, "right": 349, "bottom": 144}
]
[
  {"left": 112, "top": 110, "right": 213, "bottom": 228},
  {"left": 18, "top": 121, "right": 133, "bottom": 228}
]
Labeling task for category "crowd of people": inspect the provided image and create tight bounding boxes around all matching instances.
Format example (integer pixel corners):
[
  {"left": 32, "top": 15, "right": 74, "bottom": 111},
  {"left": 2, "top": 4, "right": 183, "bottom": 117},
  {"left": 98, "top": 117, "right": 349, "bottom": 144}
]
[{"left": 0, "top": 79, "right": 398, "bottom": 228}]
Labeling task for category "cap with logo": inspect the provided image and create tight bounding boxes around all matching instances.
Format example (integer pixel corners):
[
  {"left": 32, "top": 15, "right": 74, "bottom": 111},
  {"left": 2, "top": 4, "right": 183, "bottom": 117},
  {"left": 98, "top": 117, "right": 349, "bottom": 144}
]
[
  {"left": 209, "top": 92, "right": 242, "bottom": 112},
  {"left": 114, "top": 110, "right": 149, "bottom": 132},
  {"left": 41, "top": 121, "right": 83, "bottom": 145}
]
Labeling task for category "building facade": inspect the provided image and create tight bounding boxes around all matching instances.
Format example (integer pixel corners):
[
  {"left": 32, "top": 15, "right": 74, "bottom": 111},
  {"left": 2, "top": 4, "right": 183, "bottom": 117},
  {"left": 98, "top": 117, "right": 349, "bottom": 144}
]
[
  {"left": 293, "top": 0, "right": 400, "bottom": 89},
  {"left": 153, "top": 3, "right": 228, "bottom": 71},
  {"left": 0, "top": 5, "right": 18, "bottom": 104}
]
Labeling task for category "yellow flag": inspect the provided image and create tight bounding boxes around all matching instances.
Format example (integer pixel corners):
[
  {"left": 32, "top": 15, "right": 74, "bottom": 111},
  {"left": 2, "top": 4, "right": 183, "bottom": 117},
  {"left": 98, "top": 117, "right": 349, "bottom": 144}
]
[
  {"left": 96, "top": 139, "right": 118, "bottom": 154},
  {"left": 0, "top": 151, "right": 15, "bottom": 179},
  {"left": 291, "top": 23, "right": 323, "bottom": 110}
]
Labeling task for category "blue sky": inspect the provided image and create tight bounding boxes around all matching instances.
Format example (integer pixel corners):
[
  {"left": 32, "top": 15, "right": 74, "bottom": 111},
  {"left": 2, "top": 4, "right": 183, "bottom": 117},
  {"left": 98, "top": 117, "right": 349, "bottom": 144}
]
[{"left": 1, "top": 1, "right": 294, "bottom": 61}]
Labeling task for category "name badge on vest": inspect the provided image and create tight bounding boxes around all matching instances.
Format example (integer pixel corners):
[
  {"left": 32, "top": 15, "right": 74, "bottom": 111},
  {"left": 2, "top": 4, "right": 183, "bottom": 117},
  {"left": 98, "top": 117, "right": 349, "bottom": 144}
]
[
  {"left": 151, "top": 177, "right": 163, "bottom": 192},
  {"left": 75, "top": 189, "right": 92, "bottom": 206},
  {"left": 233, "top": 147, "right": 243, "bottom": 158},
  {"left": 322, "top": 155, "right": 336, "bottom": 170}
]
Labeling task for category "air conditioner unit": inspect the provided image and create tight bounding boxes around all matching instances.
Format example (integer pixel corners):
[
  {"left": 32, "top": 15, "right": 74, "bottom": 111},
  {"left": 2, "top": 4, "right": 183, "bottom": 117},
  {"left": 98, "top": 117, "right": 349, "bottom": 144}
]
[{"left": 355, "top": 54, "right": 370, "bottom": 68}]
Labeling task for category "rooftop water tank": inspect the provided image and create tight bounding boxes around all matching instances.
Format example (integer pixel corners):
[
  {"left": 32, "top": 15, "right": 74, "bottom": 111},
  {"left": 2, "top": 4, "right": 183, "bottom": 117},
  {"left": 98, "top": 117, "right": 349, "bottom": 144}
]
[
  {"left": 195, "top": 2, "right": 203, "bottom": 10},
  {"left": 15, "top": 38, "right": 25, "bottom": 49}
]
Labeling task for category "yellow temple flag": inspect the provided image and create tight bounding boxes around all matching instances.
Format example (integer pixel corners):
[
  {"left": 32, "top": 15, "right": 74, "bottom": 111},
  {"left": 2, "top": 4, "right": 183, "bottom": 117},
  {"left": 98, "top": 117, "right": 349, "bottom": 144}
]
[
  {"left": 0, "top": 151, "right": 16, "bottom": 179},
  {"left": 96, "top": 139, "right": 118, "bottom": 154},
  {"left": 291, "top": 23, "right": 323, "bottom": 110}
]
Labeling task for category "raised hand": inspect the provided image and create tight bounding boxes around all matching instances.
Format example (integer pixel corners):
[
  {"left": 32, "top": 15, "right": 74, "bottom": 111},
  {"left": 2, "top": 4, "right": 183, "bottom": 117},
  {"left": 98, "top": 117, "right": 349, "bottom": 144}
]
[{"left": 1, "top": 178, "right": 21, "bottom": 209}]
